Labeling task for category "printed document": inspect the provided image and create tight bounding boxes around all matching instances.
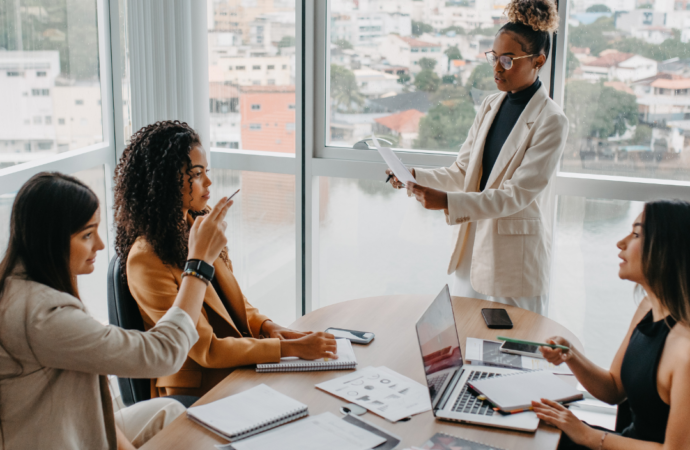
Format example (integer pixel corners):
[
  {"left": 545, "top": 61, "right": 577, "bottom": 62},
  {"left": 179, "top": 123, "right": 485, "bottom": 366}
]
[
  {"left": 316, "top": 366, "right": 431, "bottom": 422},
  {"left": 371, "top": 135, "right": 416, "bottom": 186},
  {"left": 217, "top": 412, "right": 385, "bottom": 450}
]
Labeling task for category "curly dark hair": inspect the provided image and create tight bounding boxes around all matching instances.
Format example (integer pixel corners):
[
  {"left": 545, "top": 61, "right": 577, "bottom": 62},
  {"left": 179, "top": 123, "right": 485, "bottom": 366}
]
[{"left": 114, "top": 120, "right": 208, "bottom": 277}]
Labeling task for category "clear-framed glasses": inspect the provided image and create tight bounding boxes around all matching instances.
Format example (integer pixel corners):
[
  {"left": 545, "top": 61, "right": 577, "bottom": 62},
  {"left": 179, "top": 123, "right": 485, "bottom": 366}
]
[{"left": 485, "top": 51, "right": 538, "bottom": 70}]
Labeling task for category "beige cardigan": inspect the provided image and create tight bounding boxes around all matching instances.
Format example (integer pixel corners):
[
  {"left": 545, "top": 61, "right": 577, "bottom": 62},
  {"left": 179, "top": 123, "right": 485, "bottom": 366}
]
[
  {"left": 415, "top": 86, "right": 568, "bottom": 297},
  {"left": 0, "top": 274, "right": 198, "bottom": 450}
]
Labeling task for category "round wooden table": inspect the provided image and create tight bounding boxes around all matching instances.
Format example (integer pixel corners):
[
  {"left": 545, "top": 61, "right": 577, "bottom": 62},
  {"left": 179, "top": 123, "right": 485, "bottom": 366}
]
[{"left": 141, "top": 295, "right": 583, "bottom": 450}]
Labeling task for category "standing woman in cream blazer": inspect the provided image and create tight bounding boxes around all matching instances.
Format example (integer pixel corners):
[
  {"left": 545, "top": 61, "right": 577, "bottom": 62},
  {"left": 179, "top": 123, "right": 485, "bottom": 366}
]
[
  {"left": 388, "top": 0, "right": 567, "bottom": 314},
  {"left": 0, "top": 172, "right": 231, "bottom": 449}
]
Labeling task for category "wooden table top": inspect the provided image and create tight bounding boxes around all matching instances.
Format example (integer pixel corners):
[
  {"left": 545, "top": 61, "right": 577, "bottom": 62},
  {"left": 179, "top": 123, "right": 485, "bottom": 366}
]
[{"left": 141, "top": 295, "right": 583, "bottom": 450}]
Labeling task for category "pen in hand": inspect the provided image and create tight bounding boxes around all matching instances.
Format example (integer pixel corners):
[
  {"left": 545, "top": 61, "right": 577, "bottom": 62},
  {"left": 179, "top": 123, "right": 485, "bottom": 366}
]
[{"left": 385, "top": 174, "right": 393, "bottom": 183}]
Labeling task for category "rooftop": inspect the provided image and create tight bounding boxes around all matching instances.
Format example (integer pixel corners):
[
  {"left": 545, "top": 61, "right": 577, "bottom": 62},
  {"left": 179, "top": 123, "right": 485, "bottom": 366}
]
[
  {"left": 209, "top": 82, "right": 240, "bottom": 99},
  {"left": 586, "top": 50, "right": 634, "bottom": 68},
  {"left": 367, "top": 91, "right": 433, "bottom": 113},
  {"left": 374, "top": 109, "right": 425, "bottom": 133},
  {"left": 651, "top": 78, "right": 690, "bottom": 90}
]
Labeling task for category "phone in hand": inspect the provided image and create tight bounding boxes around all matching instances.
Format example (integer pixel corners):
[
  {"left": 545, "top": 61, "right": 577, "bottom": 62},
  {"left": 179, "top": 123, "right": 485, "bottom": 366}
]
[
  {"left": 481, "top": 308, "right": 513, "bottom": 329},
  {"left": 500, "top": 341, "right": 544, "bottom": 359},
  {"left": 325, "top": 327, "right": 375, "bottom": 344}
]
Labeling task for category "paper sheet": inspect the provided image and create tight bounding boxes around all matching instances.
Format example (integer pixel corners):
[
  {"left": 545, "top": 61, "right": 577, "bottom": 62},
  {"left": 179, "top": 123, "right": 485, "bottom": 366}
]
[
  {"left": 218, "top": 412, "right": 386, "bottom": 450},
  {"left": 316, "top": 366, "right": 431, "bottom": 422},
  {"left": 371, "top": 135, "right": 416, "bottom": 186},
  {"left": 465, "top": 338, "right": 573, "bottom": 375}
]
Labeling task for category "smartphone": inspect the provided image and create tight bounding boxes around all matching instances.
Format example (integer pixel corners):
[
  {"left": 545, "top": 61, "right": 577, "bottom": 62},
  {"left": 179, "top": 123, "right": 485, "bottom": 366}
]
[
  {"left": 500, "top": 340, "right": 544, "bottom": 359},
  {"left": 325, "top": 327, "right": 375, "bottom": 345},
  {"left": 481, "top": 308, "right": 513, "bottom": 329}
]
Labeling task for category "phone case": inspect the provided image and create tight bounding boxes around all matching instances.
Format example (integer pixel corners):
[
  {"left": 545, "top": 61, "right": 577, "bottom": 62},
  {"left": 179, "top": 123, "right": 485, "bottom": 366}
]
[{"left": 481, "top": 309, "right": 513, "bottom": 329}]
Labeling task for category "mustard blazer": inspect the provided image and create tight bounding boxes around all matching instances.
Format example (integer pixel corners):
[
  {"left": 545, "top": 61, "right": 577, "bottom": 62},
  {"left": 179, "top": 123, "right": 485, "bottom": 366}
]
[
  {"left": 126, "top": 222, "right": 281, "bottom": 397},
  {"left": 415, "top": 85, "right": 568, "bottom": 298}
]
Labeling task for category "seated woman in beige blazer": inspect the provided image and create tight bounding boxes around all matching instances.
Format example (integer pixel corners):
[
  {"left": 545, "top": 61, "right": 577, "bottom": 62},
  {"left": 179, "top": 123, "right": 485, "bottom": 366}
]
[
  {"left": 0, "top": 172, "right": 232, "bottom": 449},
  {"left": 114, "top": 120, "right": 336, "bottom": 398},
  {"left": 387, "top": 0, "right": 567, "bottom": 315}
]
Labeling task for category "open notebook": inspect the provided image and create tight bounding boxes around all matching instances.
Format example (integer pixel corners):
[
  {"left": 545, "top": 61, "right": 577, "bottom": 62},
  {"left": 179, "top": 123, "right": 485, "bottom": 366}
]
[
  {"left": 256, "top": 338, "right": 357, "bottom": 373},
  {"left": 186, "top": 384, "right": 308, "bottom": 442},
  {"left": 468, "top": 370, "right": 583, "bottom": 413}
]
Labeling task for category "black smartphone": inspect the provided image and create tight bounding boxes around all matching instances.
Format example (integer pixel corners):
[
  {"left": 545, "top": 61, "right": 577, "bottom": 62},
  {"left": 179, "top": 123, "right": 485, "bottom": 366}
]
[
  {"left": 325, "top": 327, "right": 375, "bottom": 344},
  {"left": 500, "top": 341, "right": 543, "bottom": 358},
  {"left": 481, "top": 308, "right": 513, "bottom": 329}
]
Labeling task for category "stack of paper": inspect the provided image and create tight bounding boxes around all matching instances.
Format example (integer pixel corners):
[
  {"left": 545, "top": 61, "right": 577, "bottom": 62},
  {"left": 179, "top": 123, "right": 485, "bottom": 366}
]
[{"left": 316, "top": 366, "right": 431, "bottom": 422}]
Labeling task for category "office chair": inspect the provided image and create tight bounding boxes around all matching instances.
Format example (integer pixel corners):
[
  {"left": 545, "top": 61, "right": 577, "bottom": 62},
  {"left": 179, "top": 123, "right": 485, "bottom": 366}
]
[{"left": 107, "top": 256, "right": 198, "bottom": 409}]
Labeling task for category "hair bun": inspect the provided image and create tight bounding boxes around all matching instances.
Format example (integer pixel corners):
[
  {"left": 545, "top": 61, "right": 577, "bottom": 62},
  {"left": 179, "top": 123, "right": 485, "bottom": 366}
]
[{"left": 505, "top": 0, "right": 559, "bottom": 32}]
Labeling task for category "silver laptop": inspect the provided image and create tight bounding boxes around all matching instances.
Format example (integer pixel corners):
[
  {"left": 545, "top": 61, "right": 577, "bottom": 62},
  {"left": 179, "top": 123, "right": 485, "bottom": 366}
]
[{"left": 414, "top": 285, "right": 539, "bottom": 432}]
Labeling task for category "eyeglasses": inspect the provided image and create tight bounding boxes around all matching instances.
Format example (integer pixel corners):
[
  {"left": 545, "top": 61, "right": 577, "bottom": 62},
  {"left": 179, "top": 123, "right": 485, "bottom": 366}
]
[{"left": 485, "top": 52, "right": 538, "bottom": 70}]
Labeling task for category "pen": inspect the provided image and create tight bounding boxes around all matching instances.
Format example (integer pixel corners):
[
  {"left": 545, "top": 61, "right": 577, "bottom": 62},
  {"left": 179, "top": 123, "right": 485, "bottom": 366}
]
[
  {"left": 494, "top": 406, "right": 534, "bottom": 414},
  {"left": 385, "top": 174, "right": 393, "bottom": 183}
]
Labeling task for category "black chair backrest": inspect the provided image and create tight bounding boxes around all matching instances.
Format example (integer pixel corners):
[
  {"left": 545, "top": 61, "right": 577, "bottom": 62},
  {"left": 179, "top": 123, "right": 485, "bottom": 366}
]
[{"left": 107, "top": 256, "right": 151, "bottom": 406}]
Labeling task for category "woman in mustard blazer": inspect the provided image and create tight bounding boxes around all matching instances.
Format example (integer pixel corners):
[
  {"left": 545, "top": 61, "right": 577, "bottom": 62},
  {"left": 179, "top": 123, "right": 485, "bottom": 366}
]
[
  {"left": 387, "top": 0, "right": 567, "bottom": 315},
  {"left": 114, "top": 121, "right": 337, "bottom": 398}
]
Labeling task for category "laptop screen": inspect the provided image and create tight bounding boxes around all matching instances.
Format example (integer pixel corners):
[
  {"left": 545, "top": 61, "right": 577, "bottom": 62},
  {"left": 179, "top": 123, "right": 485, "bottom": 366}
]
[{"left": 415, "top": 285, "right": 464, "bottom": 406}]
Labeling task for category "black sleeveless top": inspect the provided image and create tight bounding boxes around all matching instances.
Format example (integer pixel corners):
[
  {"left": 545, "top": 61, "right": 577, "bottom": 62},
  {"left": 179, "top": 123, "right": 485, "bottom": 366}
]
[{"left": 620, "top": 310, "right": 676, "bottom": 443}]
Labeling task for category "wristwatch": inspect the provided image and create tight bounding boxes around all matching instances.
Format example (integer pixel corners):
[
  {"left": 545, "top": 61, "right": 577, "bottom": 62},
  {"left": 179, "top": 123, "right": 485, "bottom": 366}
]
[{"left": 182, "top": 259, "right": 215, "bottom": 284}]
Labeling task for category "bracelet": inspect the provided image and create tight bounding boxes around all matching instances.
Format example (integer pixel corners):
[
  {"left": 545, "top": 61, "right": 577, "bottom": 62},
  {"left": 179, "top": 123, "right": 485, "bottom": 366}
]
[
  {"left": 598, "top": 432, "right": 607, "bottom": 450},
  {"left": 181, "top": 269, "right": 210, "bottom": 285}
]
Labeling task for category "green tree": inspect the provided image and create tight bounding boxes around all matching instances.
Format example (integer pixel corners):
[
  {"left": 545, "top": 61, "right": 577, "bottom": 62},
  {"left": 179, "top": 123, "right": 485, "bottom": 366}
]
[
  {"left": 398, "top": 73, "right": 412, "bottom": 84},
  {"left": 471, "top": 25, "right": 501, "bottom": 36},
  {"left": 565, "top": 81, "right": 638, "bottom": 140},
  {"left": 415, "top": 97, "right": 476, "bottom": 150},
  {"left": 568, "top": 16, "right": 614, "bottom": 56},
  {"left": 566, "top": 47, "right": 580, "bottom": 78},
  {"left": 444, "top": 45, "right": 463, "bottom": 71},
  {"left": 414, "top": 69, "right": 441, "bottom": 92},
  {"left": 466, "top": 63, "right": 496, "bottom": 91},
  {"left": 418, "top": 57, "right": 438, "bottom": 70},
  {"left": 442, "top": 74, "right": 457, "bottom": 84},
  {"left": 278, "top": 36, "right": 296, "bottom": 48},
  {"left": 412, "top": 21, "right": 434, "bottom": 36},
  {"left": 631, "top": 124, "right": 652, "bottom": 145},
  {"left": 330, "top": 64, "right": 365, "bottom": 112},
  {"left": 586, "top": 4, "right": 611, "bottom": 12},
  {"left": 333, "top": 38, "right": 353, "bottom": 50},
  {"left": 440, "top": 26, "right": 465, "bottom": 35}
]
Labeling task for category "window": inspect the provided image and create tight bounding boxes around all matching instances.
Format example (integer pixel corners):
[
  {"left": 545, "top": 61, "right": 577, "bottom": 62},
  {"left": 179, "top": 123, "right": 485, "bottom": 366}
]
[
  {"left": 32, "top": 89, "right": 41, "bottom": 96},
  {"left": 267, "top": 65, "right": 275, "bottom": 70},
  {"left": 36, "top": 71, "right": 47, "bottom": 77},
  {"left": 58, "top": 118, "right": 65, "bottom": 125},
  {"left": 41, "top": 89, "right": 49, "bottom": 96},
  {"left": 251, "top": 104, "right": 261, "bottom": 110},
  {"left": 45, "top": 116, "right": 52, "bottom": 125},
  {"left": 286, "top": 123, "right": 295, "bottom": 131},
  {"left": 33, "top": 116, "right": 42, "bottom": 124},
  {"left": 253, "top": 65, "right": 261, "bottom": 70},
  {"left": 249, "top": 123, "right": 262, "bottom": 130},
  {"left": 236, "top": 66, "right": 246, "bottom": 70},
  {"left": 288, "top": 104, "right": 296, "bottom": 110},
  {"left": 7, "top": 71, "right": 23, "bottom": 77},
  {"left": 75, "top": 99, "right": 84, "bottom": 105}
]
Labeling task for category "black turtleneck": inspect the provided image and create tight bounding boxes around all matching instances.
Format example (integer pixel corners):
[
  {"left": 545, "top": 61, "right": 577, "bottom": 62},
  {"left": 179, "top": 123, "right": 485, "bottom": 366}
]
[{"left": 479, "top": 78, "right": 541, "bottom": 191}]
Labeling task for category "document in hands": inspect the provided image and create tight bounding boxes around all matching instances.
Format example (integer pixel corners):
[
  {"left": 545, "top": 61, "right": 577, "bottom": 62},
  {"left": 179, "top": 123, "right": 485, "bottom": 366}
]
[
  {"left": 217, "top": 412, "right": 386, "bottom": 450},
  {"left": 256, "top": 338, "right": 357, "bottom": 373},
  {"left": 371, "top": 135, "right": 416, "bottom": 186},
  {"left": 316, "top": 366, "right": 431, "bottom": 422},
  {"left": 186, "top": 384, "right": 307, "bottom": 442}
]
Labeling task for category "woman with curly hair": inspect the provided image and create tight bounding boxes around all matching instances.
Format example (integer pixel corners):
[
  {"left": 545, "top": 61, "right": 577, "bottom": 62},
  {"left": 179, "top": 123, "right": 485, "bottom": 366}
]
[
  {"left": 386, "top": 0, "right": 565, "bottom": 315},
  {"left": 114, "top": 120, "right": 336, "bottom": 398}
]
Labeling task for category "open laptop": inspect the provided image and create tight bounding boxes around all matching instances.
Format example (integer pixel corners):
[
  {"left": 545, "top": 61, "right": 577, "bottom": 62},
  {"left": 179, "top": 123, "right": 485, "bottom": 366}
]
[{"left": 414, "top": 285, "right": 539, "bottom": 432}]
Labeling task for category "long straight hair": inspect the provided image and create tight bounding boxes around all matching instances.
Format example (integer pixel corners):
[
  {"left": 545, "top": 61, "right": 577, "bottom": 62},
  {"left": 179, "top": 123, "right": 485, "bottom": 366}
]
[
  {"left": 642, "top": 199, "right": 690, "bottom": 326},
  {"left": 0, "top": 172, "right": 99, "bottom": 301}
]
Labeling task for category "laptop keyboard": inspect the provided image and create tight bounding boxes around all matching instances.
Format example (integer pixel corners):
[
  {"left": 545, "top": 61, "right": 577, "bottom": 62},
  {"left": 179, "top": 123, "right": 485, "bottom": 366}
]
[
  {"left": 451, "top": 370, "right": 497, "bottom": 416},
  {"left": 428, "top": 372, "right": 450, "bottom": 396}
]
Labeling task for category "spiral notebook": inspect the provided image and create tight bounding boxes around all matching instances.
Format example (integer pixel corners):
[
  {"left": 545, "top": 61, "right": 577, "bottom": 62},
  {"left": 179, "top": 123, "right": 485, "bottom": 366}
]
[
  {"left": 256, "top": 338, "right": 357, "bottom": 373},
  {"left": 468, "top": 370, "right": 583, "bottom": 412},
  {"left": 186, "top": 384, "right": 308, "bottom": 442}
]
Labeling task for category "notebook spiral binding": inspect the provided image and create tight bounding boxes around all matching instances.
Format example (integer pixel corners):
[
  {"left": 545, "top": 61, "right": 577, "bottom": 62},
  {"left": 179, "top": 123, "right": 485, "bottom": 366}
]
[
  {"left": 232, "top": 407, "right": 307, "bottom": 438},
  {"left": 256, "top": 360, "right": 356, "bottom": 373},
  {"left": 438, "top": 432, "right": 507, "bottom": 450}
]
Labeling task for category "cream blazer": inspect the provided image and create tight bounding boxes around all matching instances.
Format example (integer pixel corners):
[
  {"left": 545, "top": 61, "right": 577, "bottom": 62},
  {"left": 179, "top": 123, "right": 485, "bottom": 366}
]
[
  {"left": 0, "top": 274, "right": 198, "bottom": 450},
  {"left": 415, "top": 85, "right": 568, "bottom": 297}
]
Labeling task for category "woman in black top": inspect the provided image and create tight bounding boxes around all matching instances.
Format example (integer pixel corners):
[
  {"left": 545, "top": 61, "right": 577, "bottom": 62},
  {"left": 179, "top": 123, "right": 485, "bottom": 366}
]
[{"left": 533, "top": 200, "right": 690, "bottom": 449}]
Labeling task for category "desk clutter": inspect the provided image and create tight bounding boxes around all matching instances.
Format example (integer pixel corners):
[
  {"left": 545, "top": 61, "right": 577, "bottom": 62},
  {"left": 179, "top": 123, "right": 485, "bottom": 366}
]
[{"left": 256, "top": 338, "right": 357, "bottom": 373}]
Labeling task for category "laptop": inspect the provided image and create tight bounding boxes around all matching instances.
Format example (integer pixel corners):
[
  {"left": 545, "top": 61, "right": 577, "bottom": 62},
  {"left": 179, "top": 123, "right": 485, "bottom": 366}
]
[{"left": 414, "top": 285, "right": 539, "bottom": 432}]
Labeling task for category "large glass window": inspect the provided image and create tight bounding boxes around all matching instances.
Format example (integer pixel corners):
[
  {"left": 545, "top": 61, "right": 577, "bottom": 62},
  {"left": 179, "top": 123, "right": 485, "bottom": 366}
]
[
  {"left": 0, "top": 0, "right": 104, "bottom": 169},
  {"left": 208, "top": 0, "right": 297, "bottom": 153},
  {"left": 562, "top": 1, "right": 690, "bottom": 181},
  {"left": 210, "top": 169, "right": 297, "bottom": 325},
  {"left": 550, "top": 196, "right": 642, "bottom": 368},
  {"left": 326, "top": 0, "right": 501, "bottom": 151}
]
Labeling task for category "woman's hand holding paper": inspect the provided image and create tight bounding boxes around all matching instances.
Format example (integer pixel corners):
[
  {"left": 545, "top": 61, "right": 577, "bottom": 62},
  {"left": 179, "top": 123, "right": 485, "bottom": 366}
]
[{"left": 407, "top": 182, "right": 449, "bottom": 211}]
